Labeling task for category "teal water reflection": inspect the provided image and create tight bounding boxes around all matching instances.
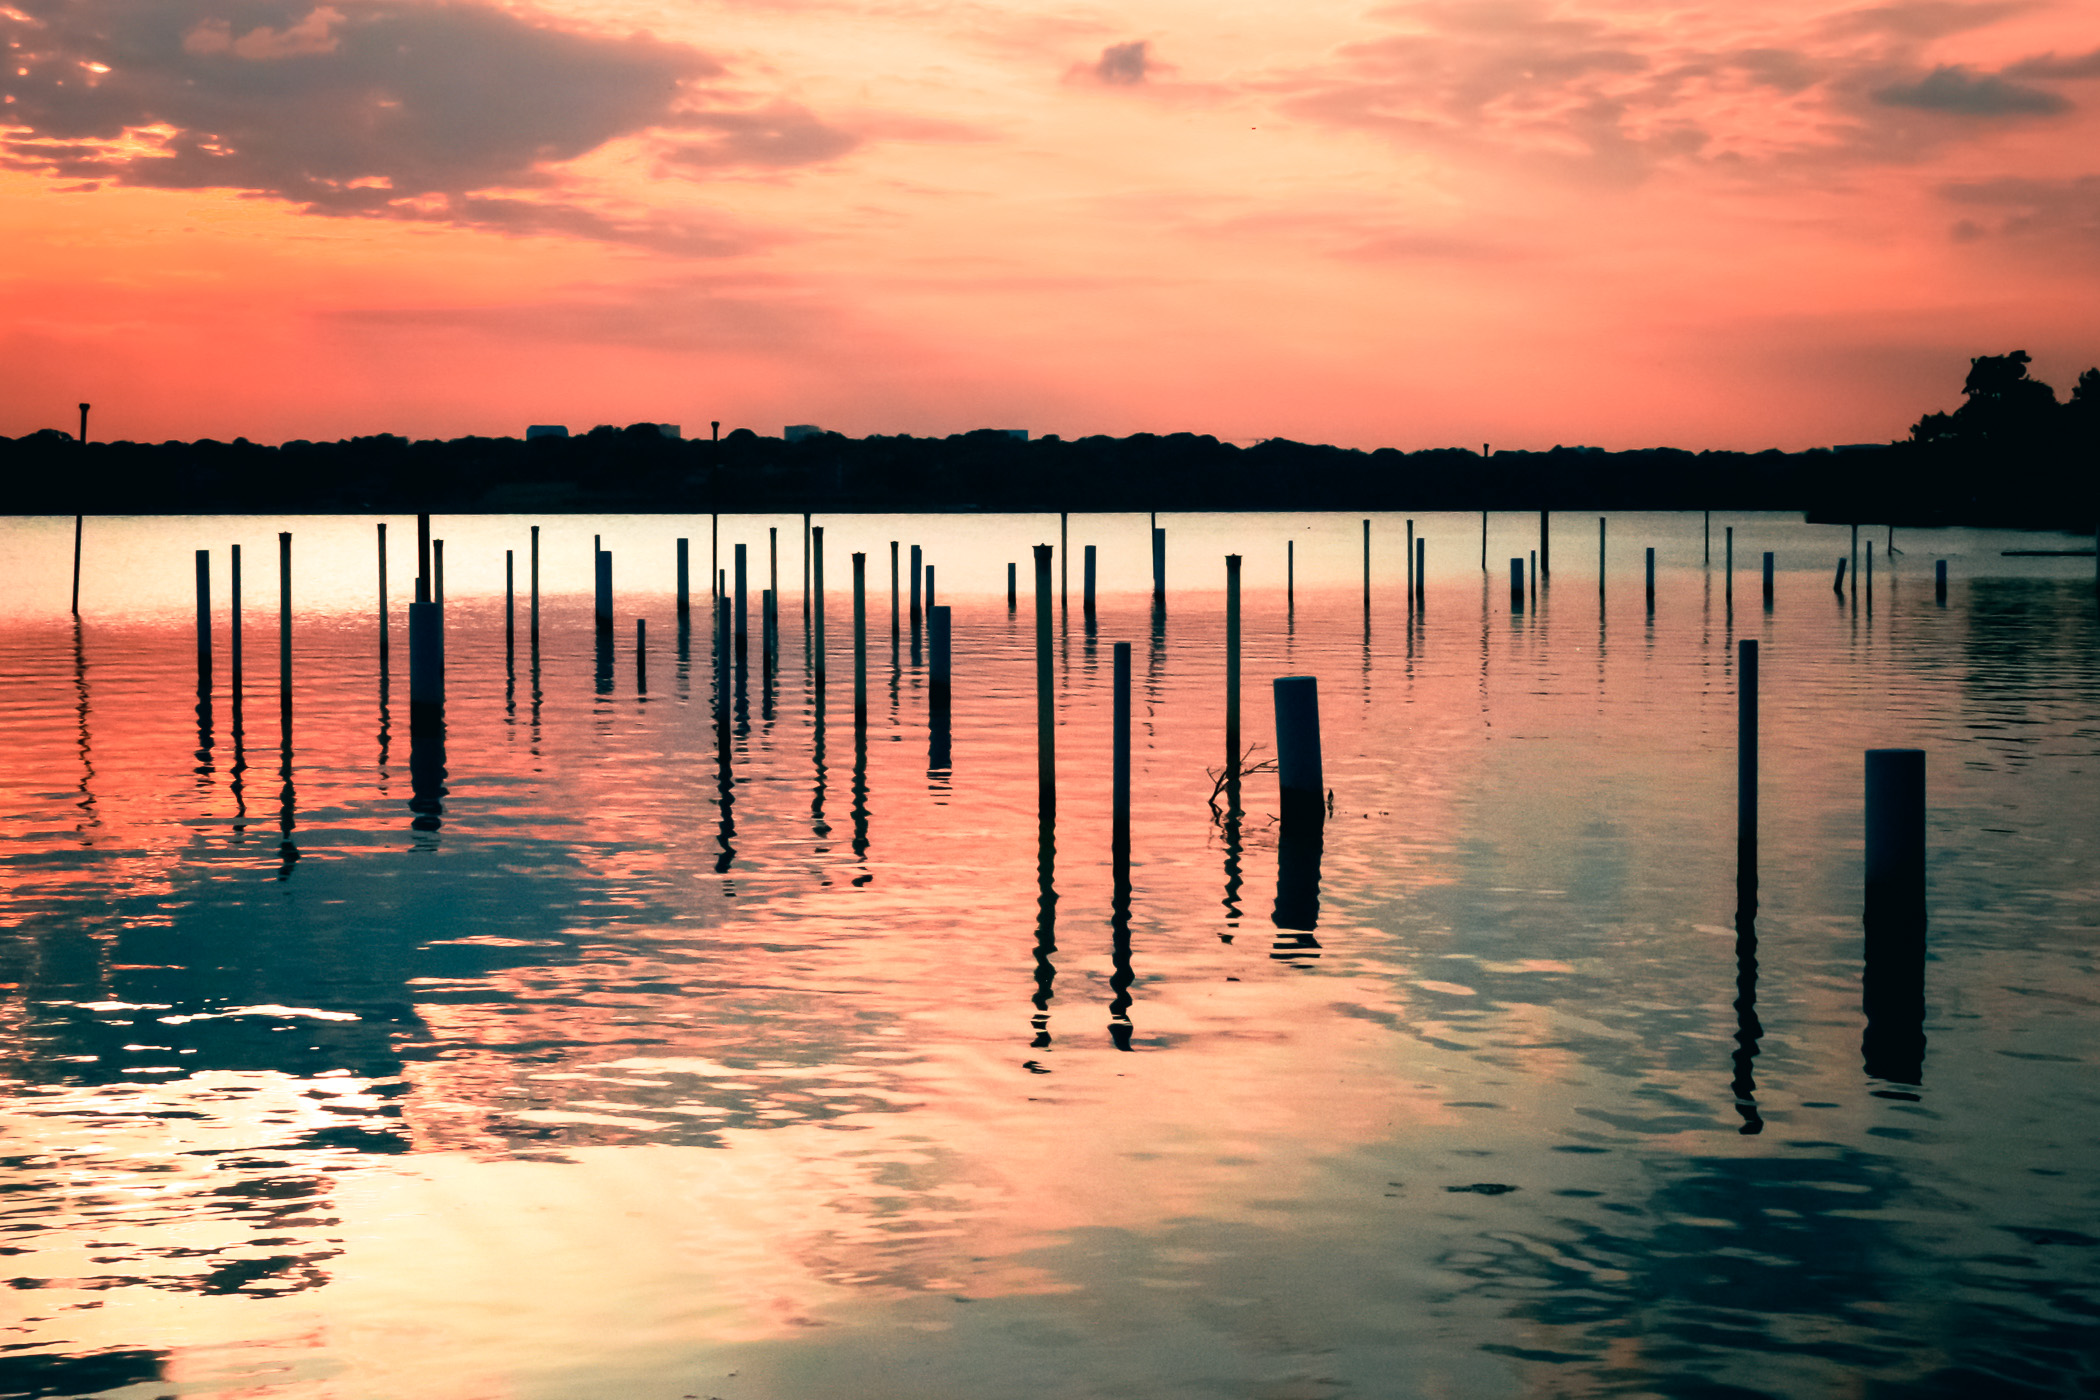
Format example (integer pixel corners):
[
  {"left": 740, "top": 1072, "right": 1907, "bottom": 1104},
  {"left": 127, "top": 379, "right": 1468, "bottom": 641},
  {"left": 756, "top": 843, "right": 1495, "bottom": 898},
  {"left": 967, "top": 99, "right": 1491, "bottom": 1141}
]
[{"left": 0, "top": 512, "right": 2095, "bottom": 1399}]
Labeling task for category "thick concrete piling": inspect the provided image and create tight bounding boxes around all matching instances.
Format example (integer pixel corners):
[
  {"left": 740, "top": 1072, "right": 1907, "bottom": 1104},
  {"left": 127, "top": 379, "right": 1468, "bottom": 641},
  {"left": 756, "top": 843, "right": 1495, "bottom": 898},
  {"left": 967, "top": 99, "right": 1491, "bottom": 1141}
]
[
  {"left": 1273, "top": 675, "right": 1323, "bottom": 827},
  {"left": 410, "top": 593, "right": 443, "bottom": 705},
  {"left": 1863, "top": 747, "right": 1927, "bottom": 1085},
  {"left": 929, "top": 603, "right": 951, "bottom": 708}
]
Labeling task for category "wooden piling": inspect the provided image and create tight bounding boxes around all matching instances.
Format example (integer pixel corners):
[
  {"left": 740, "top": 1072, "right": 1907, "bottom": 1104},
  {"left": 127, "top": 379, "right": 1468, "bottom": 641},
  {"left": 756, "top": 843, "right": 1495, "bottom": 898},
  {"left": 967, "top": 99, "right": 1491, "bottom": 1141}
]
[
  {"left": 230, "top": 543, "right": 242, "bottom": 693},
  {"left": 735, "top": 542, "right": 749, "bottom": 657},
  {"left": 852, "top": 551, "right": 867, "bottom": 727},
  {"left": 1362, "top": 519, "right": 1371, "bottom": 610},
  {"left": 1035, "top": 543, "right": 1055, "bottom": 816},
  {"left": 812, "top": 526, "right": 827, "bottom": 678},
  {"left": 1935, "top": 559, "right": 1947, "bottom": 604},
  {"left": 910, "top": 544, "right": 922, "bottom": 624},
  {"left": 1645, "top": 546, "right": 1655, "bottom": 611},
  {"left": 70, "top": 515, "right": 82, "bottom": 616},
  {"left": 376, "top": 524, "right": 389, "bottom": 660},
  {"left": 1725, "top": 526, "right": 1733, "bottom": 604},
  {"left": 926, "top": 565, "right": 936, "bottom": 610},
  {"left": 1509, "top": 557, "right": 1524, "bottom": 612},
  {"left": 1008, "top": 561, "right": 1017, "bottom": 611},
  {"left": 1416, "top": 538, "right": 1425, "bottom": 609},
  {"left": 195, "top": 549, "right": 211, "bottom": 688},
  {"left": 1540, "top": 509, "right": 1550, "bottom": 580},
  {"left": 1151, "top": 525, "right": 1165, "bottom": 606},
  {"left": 1084, "top": 544, "right": 1097, "bottom": 617},
  {"left": 278, "top": 533, "right": 292, "bottom": 717},
  {"left": 677, "top": 539, "right": 690, "bottom": 620},
  {"left": 1738, "top": 640, "right": 1757, "bottom": 914},
  {"left": 762, "top": 587, "right": 777, "bottom": 672},
  {"left": 1061, "top": 512, "right": 1069, "bottom": 609},
  {"left": 417, "top": 514, "right": 431, "bottom": 594},
  {"left": 889, "top": 540, "right": 899, "bottom": 644},
  {"left": 529, "top": 525, "right": 540, "bottom": 642},
  {"left": 1406, "top": 518, "right": 1415, "bottom": 604},
  {"left": 434, "top": 539, "right": 444, "bottom": 606},
  {"left": 1835, "top": 558, "right": 1847, "bottom": 595},
  {"left": 1599, "top": 517, "right": 1606, "bottom": 599},
  {"left": 1287, "top": 539, "right": 1295, "bottom": 610},
  {"left": 594, "top": 548, "right": 612, "bottom": 632},
  {"left": 637, "top": 618, "right": 647, "bottom": 693},
  {"left": 506, "top": 550, "right": 515, "bottom": 652},
  {"left": 1226, "top": 554, "right": 1242, "bottom": 770},
  {"left": 1113, "top": 640, "right": 1131, "bottom": 863},
  {"left": 1762, "top": 552, "right": 1774, "bottom": 607}
]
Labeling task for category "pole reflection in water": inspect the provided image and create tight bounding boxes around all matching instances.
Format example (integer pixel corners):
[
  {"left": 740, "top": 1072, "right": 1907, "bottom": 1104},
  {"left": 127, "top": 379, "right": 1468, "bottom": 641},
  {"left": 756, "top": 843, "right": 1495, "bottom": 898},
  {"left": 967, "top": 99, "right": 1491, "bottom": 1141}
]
[
  {"left": 1731, "top": 911, "right": 1764, "bottom": 1134},
  {"left": 1271, "top": 821, "right": 1322, "bottom": 962},
  {"left": 1109, "top": 639, "right": 1134, "bottom": 1047},
  {"left": 71, "top": 618, "right": 97, "bottom": 843},
  {"left": 1027, "top": 811, "right": 1058, "bottom": 1065},
  {"left": 850, "top": 724, "right": 870, "bottom": 886}
]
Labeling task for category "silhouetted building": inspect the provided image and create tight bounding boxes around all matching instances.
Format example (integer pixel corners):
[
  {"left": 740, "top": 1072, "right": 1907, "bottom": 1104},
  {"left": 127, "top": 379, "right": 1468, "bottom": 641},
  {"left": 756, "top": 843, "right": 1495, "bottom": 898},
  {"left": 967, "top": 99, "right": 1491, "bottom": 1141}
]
[
  {"left": 525, "top": 425, "right": 569, "bottom": 440},
  {"left": 785, "top": 424, "right": 823, "bottom": 442}
]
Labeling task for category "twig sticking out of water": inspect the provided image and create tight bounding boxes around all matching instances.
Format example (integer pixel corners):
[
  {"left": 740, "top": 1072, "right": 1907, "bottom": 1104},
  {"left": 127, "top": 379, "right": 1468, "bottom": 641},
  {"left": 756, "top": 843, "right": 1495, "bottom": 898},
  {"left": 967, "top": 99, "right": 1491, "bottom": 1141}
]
[{"left": 1207, "top": 743, "right": 1278, "bottom": 820}]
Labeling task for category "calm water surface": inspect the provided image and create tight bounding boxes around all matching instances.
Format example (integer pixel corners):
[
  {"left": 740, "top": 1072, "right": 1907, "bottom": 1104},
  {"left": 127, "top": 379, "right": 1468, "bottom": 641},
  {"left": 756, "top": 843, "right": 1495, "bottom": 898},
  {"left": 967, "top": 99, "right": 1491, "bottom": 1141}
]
[{"left": 1, "top": 512, "right": 2096, "bottom": 1399}]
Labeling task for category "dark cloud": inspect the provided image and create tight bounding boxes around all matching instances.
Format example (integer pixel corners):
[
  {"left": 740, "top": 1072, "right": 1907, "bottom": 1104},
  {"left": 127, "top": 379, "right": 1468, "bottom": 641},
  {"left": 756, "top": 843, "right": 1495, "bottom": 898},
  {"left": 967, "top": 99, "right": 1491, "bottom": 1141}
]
[
  {"left": 662, "top": 105, "right": 860, "bottom": 169},
  {"left": 1820, "top": 1, "right": 2035, "bottom": 40},
  {"left": 1726, "top": 48, "right": 1821, "bottom": 94},
  {"left": 1871, "top": 64, "right": 2071, "bottom": 114},
  {"left": 1093, "top": 41, "right": 1151, "bottom": 85},
  {"left": 2005, "top": 47, "right": 2100, "bottom": 80},
  {"left": 0, "top": 1, "right": 865, "bottom": 247},
  {"left": 1940, "top": 174, "right": 2100, "bottom": 244}
]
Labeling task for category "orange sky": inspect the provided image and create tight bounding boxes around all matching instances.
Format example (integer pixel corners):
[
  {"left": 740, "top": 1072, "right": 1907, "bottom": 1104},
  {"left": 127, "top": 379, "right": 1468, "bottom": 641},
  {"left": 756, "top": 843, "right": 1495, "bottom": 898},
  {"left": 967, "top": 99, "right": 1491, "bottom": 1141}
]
[{"left": 3, "top": 0, "right": 2098, "bottom": 450}]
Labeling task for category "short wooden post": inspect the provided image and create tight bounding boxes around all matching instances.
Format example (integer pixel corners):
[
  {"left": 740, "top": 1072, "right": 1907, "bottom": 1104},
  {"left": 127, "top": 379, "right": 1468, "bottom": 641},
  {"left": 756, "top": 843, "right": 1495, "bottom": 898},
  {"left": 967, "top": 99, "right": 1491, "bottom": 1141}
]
[
  {"left": 930, "top": 604, "right": 951, "bottom": 708},
  {"left": 1273, "top": 675, "right": 1323, "bottom": 827},
  {"left": 1834, "top": 558, "right": 1848, "bottom": 595},
  {"left": 1866, "top": 749, "right": 1926, "bottom": 921},
  {"left": 1035, "top": 544, "right": 1055, "bottom": 815},
  {"left": 594, "top": 549, "right": 612, "bottom": 633},
  {"left": 1008, "top": 561, "right": 1017, "bottom": 611}
]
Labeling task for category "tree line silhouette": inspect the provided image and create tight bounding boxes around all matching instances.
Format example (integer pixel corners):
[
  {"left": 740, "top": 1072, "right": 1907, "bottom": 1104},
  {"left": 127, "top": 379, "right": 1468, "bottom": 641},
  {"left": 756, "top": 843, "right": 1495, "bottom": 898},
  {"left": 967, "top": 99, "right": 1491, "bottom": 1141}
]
[{"left": 4, "top": 352, "right": 2093, "bottom": 525}]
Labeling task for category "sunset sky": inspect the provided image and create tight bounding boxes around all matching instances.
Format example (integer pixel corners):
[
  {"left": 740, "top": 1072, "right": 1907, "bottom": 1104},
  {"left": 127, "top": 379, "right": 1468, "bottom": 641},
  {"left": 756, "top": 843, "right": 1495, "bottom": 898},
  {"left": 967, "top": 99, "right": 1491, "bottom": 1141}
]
[{"left": 3, "top": 0, "right": 2097, "bottom": 450}]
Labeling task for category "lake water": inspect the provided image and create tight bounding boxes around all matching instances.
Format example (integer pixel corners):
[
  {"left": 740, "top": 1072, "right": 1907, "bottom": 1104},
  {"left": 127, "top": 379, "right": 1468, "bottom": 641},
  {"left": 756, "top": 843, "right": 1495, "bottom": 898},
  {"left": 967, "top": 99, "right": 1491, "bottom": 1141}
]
[{"left": 2, "top": 511, "right": 2096, "bottom": 1400}]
